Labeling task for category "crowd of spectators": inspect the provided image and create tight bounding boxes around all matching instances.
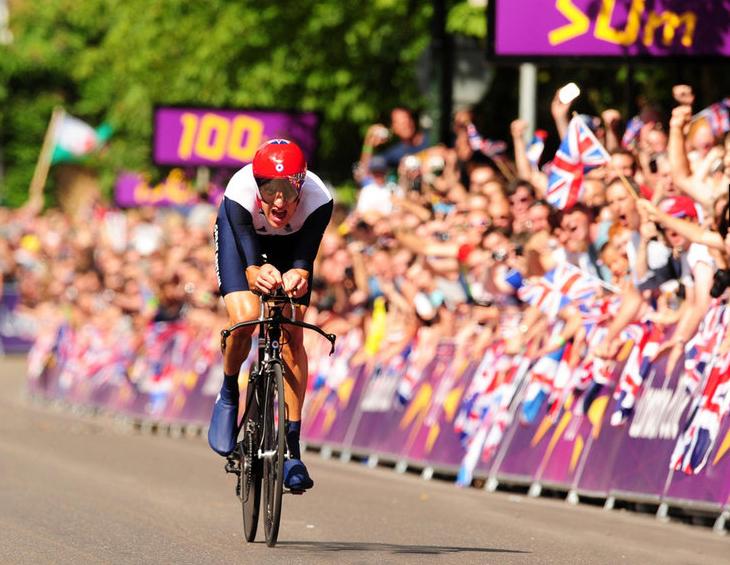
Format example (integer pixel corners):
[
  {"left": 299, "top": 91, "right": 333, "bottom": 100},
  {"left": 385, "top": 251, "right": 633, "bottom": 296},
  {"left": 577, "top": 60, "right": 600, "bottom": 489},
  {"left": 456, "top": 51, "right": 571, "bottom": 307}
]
[
  {"left": 0, "top": 200, "right": 225, "bottom": 345},
  {"left": 309, "top": 86, "right": 730, "bottom": 373},
  {"left": 3, "top": 83, "right": 730, "bottom": 379}
]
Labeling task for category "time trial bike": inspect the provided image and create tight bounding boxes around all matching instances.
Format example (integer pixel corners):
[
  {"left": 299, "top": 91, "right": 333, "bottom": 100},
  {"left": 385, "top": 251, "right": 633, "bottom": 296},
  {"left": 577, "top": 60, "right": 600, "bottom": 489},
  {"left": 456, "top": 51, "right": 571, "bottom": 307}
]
[{"left": 221, "top": 290, "right": 336, "bottom": 547}]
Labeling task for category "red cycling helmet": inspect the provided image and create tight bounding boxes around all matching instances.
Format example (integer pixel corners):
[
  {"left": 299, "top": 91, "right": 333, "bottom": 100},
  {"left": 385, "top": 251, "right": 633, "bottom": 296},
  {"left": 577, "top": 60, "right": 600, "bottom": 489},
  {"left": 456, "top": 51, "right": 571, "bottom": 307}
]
[{"left": 252, "top": 139, "right": 307, "bottom": 190}]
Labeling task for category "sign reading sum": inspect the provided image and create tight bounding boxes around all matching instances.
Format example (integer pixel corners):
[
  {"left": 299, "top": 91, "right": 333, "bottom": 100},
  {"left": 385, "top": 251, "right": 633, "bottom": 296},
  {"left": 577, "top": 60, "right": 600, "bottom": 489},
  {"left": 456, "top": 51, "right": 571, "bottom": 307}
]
[{"left": 494, "top": 0, "right": 728, "bottom": 57}]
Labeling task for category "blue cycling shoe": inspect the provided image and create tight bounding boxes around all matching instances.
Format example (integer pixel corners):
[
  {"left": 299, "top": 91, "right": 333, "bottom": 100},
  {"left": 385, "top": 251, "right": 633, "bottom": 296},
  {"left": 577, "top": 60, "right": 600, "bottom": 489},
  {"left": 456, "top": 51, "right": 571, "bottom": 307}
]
[
  {"left": 284, "top": 458, "right": 314, "bottom": 490},
  {"left": 207, "top": 395, "right": 238, "bottom": 456}
]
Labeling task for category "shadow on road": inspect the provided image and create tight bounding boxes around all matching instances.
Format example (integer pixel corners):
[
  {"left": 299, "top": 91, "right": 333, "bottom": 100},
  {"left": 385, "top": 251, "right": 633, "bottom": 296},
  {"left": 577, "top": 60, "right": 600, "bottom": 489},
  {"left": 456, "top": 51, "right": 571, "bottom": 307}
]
[{"left": 277, "top": 541, "right": 530, "bottom": 556}]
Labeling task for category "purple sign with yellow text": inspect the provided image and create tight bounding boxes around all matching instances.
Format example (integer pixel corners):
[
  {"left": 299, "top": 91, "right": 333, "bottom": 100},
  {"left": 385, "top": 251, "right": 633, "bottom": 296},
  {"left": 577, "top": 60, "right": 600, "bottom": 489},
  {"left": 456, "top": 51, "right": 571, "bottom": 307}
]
[
  {"left": 115, "top": 170, "right": 200, "bottom": 208},
  {"left": 494, "top": 0, "right": 730, "bottom": 57},
  {"left": 153, "top": 107, "right": 318, "bottom": 167}
]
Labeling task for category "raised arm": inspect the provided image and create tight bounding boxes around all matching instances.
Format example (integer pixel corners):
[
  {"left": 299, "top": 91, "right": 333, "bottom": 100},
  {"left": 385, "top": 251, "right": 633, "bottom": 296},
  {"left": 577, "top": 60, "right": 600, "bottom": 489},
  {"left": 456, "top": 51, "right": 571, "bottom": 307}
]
[
  {"left": 667, "top": 106, "right": 707, "bottom": 203},
  {"left": 511, "top": 119, "right": 532, "bottom": 180},
  {"left": 601, "top": 109, "right": 622, "bottom": 153},
  {"left": 551, "top": 89, "right": 572, "bottom": 140},
  {"left": 636, "top": 199, "right": 724, "bottom": 251},
  {"left": 393, "top": 227, "right": 458, "bottom": 258}
]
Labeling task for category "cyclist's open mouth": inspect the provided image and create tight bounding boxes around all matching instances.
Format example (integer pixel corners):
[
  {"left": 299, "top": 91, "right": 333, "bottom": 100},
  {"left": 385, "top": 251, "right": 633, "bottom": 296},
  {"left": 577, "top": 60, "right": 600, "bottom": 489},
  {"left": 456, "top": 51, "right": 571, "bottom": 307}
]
[{"left": 271, "top": 208, "right": 288, "bottom": 222}]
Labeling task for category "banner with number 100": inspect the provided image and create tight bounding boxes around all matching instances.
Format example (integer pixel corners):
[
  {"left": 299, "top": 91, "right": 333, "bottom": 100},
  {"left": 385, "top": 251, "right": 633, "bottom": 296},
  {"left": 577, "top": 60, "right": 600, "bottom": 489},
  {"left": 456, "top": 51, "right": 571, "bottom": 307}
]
[{"left": 153, "top": 107, "right": 319, "bottom": 167}]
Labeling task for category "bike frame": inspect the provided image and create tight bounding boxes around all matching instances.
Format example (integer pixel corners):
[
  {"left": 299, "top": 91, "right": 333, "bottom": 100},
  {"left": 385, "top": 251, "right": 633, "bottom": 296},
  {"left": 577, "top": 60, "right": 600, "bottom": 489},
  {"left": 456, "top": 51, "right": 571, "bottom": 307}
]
[
  {"left": 223, "top": 291, "right": 336, "bottom": 545},
  {"left": 221, "top": 293, "right": 336, "bottom": 437}
]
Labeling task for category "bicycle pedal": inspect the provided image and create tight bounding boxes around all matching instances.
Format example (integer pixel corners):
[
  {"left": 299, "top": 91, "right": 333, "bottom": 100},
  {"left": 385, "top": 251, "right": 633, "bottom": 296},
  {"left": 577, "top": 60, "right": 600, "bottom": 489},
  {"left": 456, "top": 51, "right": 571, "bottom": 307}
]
[{"left": 286, "top": 489, "right": 305, "bottom": 495}]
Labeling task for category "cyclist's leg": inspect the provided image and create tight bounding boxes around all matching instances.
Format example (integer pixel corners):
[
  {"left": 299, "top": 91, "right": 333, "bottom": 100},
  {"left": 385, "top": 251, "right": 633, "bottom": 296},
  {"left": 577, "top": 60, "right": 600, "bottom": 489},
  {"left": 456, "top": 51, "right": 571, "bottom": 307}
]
[
  {"left": 281, "top": 303, "right": 315, "bottom": 489},
  {"left": 208, "top": 290, "right": 259, "bottom": 456},
  {"left": 222, "top": 291, "right": 259, "bottom": 375},
  {"left": 281, "top": 304, "right": 308, "bottom": 423},
  {"left": 210, "top": 203, "right": 260, "bottom": 456}
]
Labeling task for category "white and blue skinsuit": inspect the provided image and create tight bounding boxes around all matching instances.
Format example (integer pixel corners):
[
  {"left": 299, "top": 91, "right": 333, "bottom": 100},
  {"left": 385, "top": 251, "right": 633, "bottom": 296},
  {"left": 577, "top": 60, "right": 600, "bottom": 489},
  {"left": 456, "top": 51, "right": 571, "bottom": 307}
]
[{"left": 214, "top": 164, "right": 333, "bottom": 304}]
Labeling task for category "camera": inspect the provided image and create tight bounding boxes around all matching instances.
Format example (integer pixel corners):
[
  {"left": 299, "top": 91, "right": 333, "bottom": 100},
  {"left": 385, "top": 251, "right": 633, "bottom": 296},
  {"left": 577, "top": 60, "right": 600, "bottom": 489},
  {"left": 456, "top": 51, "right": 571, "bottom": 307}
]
[
  {"left": 374, "top": 125, "right": 390, "bottom": 142},
  {"left": 648, "top": 156, "right": 658, "bottom": 174},
  {"left": 492, "top": 248, "right": 508, "bottom": 262},
  {"left": 403, "top": 155, "right": 421, "bottom": 172},
  {"left": 710, "top": 268, "right": 730, "bottom": 298}
]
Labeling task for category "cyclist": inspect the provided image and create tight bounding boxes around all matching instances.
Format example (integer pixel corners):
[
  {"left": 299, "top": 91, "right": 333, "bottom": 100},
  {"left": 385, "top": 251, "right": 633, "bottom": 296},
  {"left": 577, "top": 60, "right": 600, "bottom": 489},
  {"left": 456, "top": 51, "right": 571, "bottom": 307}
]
[{"left": 208, "top": 139, "right": 333, "bottom": 492}]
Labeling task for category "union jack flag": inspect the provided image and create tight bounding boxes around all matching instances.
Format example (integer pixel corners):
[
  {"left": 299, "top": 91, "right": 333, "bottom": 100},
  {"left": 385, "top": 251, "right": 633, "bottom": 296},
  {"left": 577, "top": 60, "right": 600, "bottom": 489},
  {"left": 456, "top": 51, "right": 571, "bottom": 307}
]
[
  {"left": 671, "top": 349, "right": 730, "bottom": 475},
  {"left": 517, "top": 262, "right": 603, "bottom": 319},
  {"left": 621, "top": 116, "right": 644, "bottom": 149},
  {"left": 545, "top": 341, "right": 576, "bottom": 421},
  {"left": 396, "top": 330, "right": 432, "bottom": 406},
  {"left": 578, "top": 293, "right": 620, "bottom": 338},
  {"left": 546, "top": 116, "right": 610, "bottom": 210},
  {"left": 521, "top": 344, "right": 564, "bottom": 424},
  {"left": 683, "top": 301, "right": 728, "bottom": 395},
  {"left": 456, "top": 353, "right": 531, "bottom": 486},
  {"left": 526, "top": 130, "right": 547, "bottom": 170},
  {"left": 454, "top": 342, "right": 505, "bottom": 441},
  {"left": 693, "top": 98, "right": 730, "bottom": 138},
  {"left": 466, "top": 123, "right": 508, "bottom": 157},
  {"left": 610, "top": 322, "right": 663, "bottom": 426}
]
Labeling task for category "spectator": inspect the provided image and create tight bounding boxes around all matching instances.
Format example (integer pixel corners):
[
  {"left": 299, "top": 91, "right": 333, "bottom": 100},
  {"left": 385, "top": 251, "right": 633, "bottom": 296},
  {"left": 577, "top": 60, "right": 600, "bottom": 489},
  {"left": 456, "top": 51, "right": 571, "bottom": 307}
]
[
  {"left": 356, "top": 155, "right": 396, "bottom": 216},
  {"left": 506, "top": 179, "right": 536, "bottom": 234},
  {"left": 358, "top": 106, "right": 431, "bottom": 177}
]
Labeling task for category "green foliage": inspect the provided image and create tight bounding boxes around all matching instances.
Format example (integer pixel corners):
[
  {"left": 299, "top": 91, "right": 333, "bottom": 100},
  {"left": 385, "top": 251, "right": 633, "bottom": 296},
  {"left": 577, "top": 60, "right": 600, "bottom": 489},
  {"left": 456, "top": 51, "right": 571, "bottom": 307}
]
[
  {"left": 0, "top": 0, "right": 433, "bottom": 205},
  {"left": 447, "top": 1, "right": 487, "bottom": 39},
  {"left": 4, "top": 1, "right": 724, "bottom": 208}
]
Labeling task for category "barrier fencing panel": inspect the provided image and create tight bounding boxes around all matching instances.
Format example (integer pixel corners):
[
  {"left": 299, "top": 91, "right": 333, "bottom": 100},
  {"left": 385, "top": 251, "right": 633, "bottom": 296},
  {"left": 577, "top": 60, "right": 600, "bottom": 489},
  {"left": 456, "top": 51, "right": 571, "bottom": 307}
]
[
  {"left": 25, "top": 316, "right": 730, "bottom": 512},
  {"left": 0, "top": 288, "right": 34, "bottom": 354}
]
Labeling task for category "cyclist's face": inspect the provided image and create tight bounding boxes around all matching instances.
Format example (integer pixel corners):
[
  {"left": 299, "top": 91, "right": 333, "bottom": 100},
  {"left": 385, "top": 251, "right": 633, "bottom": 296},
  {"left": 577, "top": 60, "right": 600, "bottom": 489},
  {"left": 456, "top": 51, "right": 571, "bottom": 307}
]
[{"left": 258, "top": 178, "right": 300, "bottom": 228}]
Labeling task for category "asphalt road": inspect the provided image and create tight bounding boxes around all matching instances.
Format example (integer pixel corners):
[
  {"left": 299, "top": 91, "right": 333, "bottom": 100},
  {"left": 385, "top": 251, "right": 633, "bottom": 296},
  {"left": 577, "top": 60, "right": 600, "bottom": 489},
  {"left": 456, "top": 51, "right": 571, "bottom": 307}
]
[{"left": 1, "top": 356, "right": 728, "bottom": 565}]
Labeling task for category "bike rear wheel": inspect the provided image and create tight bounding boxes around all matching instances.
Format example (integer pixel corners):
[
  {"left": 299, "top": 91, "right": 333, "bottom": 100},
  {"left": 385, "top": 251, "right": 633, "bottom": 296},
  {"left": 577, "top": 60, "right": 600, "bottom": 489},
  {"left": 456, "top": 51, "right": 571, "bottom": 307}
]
[
  {"left": 240, "top": 377, "right": 262, "bottom": 543},
  {"left": 262, "top": 361, "right": 286, "bottom": 547}
]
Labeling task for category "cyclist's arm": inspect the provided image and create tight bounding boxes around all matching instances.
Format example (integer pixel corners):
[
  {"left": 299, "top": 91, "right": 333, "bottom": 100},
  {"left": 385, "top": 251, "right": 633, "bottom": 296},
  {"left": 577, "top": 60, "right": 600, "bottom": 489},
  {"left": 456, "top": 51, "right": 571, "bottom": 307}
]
[
  {"left": 221, "top": 196, "right": 264, "bottom": 282},
  {"left": 290, "top": 200, "right": 334, "bottom": 274}
]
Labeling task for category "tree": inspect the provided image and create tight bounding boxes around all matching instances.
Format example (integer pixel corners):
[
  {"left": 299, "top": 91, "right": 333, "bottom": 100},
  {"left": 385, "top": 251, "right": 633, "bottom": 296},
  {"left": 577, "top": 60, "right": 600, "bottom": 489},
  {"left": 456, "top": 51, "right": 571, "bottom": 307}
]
[{"left": 0, "top": 0, "right": 434, "bottom": 205}]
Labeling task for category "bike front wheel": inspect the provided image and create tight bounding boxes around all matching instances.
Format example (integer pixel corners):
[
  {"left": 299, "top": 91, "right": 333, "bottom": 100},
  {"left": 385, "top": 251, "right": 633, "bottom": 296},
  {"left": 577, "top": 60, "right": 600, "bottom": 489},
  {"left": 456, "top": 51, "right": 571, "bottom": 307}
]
[{"left": 262, "top": 360, "right": 286, "bottom": 547}]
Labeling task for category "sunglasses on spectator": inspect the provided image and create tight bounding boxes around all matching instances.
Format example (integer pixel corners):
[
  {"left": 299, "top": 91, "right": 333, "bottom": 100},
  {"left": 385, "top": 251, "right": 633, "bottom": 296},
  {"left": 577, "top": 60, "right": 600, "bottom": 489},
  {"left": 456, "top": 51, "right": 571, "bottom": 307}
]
[
  {"left": 256, "top": 178, "right": 301, "bottom": 205},
  {"left": 510, "top": 195, "right": 530, "bottom": 204},
  {"left": 454, "top": 220, "right": 489, "bottom": 231}
]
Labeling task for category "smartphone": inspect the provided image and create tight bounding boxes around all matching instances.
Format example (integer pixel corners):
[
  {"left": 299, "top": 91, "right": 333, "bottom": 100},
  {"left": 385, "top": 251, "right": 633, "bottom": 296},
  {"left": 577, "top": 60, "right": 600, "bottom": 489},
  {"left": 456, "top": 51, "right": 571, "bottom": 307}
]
[
  {"left": 648, "top": 157, "right": 658, "bottom": 174},
  {"left": 558, "top": 82, "right": 580, "bottom": 105}
]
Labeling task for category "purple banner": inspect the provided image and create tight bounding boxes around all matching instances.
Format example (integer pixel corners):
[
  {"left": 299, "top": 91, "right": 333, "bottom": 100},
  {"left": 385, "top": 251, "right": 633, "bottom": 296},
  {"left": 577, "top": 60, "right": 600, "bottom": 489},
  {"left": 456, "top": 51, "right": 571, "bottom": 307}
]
[
  {"left": 404, "top": 359, "right": 475, "bottom": 469},
  {"left": 494, "top": 1, "right": 730, "bottom": 57},
  {"left": 26, "top": 318, "right": 730, "bottom": 513},
  {"left": 302, "top": 363, "right": 368, "bottom": 447},
  {"left": 302, "top": 330, "right": 369, "bottom": 447},
  {"left": 538, "top": 357, "right": 632, "bottom": 492},
  {"left": 533, "top": 394, "right": 597, "bottom": 489},
  {"left": 345, "top": 340, "right": 455, "bottom": 458},
  {"left": 604, "top": 357, "right": 688, "bottom": 500},
  {"left": 115, "top": 170, "right": 201, "bottom": 208},
  {"left": 573, "top": 382, "right": 627, "bottom": 496},
  {"left": 663, "top": 355, "right": 730, "bottom": 508},
  {"left": 492, "top": 397, "right": 552, "bottom": 483},
  {"left": 664, "top": 416, "right": 730, "bottom": 509},
  {"left": 1, "top": 290, "right": 34, "bottom": 354},
  {"left": 153, "top": 107, "right": 318, "bottom": 167}
]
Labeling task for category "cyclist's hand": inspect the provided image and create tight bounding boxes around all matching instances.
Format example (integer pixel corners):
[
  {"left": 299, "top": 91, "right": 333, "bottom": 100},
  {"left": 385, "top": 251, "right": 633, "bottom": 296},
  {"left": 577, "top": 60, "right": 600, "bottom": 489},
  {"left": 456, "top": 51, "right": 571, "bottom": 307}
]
[
  {"left": 282, "top": 269, "right": 309, "bottom": 298},
  {"left": 255, "top": 264, "right": 283, "bottom": 294}
]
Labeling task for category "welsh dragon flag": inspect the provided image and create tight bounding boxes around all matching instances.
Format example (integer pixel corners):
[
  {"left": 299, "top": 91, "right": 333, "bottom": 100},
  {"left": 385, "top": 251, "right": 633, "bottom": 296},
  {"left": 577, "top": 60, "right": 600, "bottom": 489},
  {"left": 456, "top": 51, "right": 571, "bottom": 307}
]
[{"left": 51, "top": 112, "right": 112, "bottom": 164}]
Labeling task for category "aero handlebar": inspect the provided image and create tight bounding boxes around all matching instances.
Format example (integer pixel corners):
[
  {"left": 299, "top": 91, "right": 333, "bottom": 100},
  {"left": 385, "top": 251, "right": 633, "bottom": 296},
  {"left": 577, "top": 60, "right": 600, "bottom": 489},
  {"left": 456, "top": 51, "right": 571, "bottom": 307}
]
[{"left": 220, "top": 290, "right": 337, "bottom": 356}]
